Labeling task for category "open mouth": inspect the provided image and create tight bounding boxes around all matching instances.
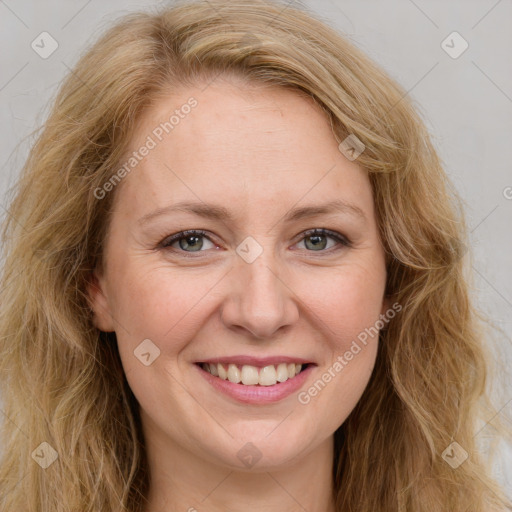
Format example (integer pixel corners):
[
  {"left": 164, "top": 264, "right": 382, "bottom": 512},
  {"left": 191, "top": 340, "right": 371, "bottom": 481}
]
[{"left": 196, "top": 362, "right": 310, "bottom": 386}]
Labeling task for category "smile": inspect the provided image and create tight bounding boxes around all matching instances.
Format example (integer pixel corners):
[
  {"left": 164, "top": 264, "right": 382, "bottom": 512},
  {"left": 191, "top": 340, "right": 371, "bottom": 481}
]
[
  {"left": 194, "top": 358, "right": 315, "bottom": 404},
  {"left": 199, "top": 362, "right": 307, "bottom": 386}
]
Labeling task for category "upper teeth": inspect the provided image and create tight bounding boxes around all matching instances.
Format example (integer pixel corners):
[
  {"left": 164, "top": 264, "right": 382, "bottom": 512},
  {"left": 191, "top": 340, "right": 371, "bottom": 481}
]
[{"left": 202, "top": 362, "right": 303, "bottom": 386}]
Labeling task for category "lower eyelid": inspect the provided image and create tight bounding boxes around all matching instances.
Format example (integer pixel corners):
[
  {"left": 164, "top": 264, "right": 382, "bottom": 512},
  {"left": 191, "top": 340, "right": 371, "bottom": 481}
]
[{"left": 294, "top": 236, "right": 348, "bottom": 251}]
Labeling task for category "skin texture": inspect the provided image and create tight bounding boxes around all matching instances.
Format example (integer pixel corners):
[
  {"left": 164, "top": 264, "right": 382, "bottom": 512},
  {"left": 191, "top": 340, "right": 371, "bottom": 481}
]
[{"left": 87, "top": 77, "right": 390, "bottom": 512}]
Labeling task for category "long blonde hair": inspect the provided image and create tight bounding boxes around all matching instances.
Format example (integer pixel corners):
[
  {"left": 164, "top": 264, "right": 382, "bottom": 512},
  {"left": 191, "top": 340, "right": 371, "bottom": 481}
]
[{"left": 0, "top": 1, "right": 510, "bottom": 510}]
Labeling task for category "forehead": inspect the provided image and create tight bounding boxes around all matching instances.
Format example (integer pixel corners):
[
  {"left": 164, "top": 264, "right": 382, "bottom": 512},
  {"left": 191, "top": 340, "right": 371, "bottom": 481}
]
[{"left": 113, "top": 79, "right": 373, "bottom": 221}]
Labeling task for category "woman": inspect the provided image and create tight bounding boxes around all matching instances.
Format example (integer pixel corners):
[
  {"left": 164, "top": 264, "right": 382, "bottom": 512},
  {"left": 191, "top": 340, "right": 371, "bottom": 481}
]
[{"left": 0, "top": 1, "right": 510, "bottom": 510}]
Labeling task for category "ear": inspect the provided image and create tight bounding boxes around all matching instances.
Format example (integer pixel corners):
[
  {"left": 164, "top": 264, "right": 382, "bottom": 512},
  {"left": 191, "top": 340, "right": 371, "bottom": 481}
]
[{"left": 86, "top": 270, "right": 116, "bottom": 332}]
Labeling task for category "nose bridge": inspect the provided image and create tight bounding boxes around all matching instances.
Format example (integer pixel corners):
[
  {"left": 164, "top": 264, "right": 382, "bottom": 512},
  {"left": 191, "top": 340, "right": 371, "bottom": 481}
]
[
  {"left": 221, "top": 243, "right": 299, "bottom": 338},
  {"left": 244, "top": 255, "right": 283, "bottom": 310}
]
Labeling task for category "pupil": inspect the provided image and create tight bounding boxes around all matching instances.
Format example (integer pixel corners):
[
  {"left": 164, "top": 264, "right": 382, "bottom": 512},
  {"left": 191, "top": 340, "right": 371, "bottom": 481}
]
[
  {"left": 306, "top": 235, "right": 326, "bottom": 250},
  {"left": 180, "top": 235, "right": 203, "bottom": 251}
]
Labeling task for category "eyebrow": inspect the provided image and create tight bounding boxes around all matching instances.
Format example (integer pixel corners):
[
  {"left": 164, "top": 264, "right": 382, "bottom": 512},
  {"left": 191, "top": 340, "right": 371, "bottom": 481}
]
[{"left": 137, "top": 199, "right": 367, "bottom": 226}]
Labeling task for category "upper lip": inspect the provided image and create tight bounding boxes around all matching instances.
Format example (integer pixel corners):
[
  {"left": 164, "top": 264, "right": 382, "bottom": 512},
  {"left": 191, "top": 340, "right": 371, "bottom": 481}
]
[{"left": 197, "top": 355, "right": 314, "bottom": 367}]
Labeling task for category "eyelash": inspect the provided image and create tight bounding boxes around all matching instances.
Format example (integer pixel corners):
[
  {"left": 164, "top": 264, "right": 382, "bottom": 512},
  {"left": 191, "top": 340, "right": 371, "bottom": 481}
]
[{"left": 158, "top": 228, "right": 351, "bottom": 257}]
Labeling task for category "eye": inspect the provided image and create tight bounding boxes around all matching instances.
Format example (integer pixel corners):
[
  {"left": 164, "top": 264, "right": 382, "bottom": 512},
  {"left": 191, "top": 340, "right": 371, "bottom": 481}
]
[
  {"left": 294, "top": 228, "right": 351, "bottom": 252},
  {"left": 160, "top": 230, "right": 217, "bottom": 253},
  {"left": 159, "top": 228, "right": 351, "bottom": 256}
]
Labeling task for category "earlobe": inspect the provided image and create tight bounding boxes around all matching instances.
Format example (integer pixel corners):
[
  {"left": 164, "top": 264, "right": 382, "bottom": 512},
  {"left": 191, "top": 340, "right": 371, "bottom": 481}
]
[{"left": 86, "top": 270, "right": 116, "bottom": 332}]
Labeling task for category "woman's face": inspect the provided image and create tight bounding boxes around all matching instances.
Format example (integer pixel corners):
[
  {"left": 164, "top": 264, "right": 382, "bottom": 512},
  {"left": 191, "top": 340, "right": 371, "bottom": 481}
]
[{"left": 88, "top": 78, "right": 389, "bottom": 470}]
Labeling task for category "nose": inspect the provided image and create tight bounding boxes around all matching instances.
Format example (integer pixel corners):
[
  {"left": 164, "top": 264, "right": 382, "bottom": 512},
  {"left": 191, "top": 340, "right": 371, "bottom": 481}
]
[{"left": 220, "top": 252, "right": 300, "bottom": 340}]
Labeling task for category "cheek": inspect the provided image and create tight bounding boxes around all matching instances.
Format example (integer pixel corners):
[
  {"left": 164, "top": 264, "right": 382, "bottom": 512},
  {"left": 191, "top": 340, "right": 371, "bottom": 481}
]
[
  {"left": 107, "top": 258, "right": 215, "bottom": 371},
  {"left": 293, "top": 261, "right": 384, "bottom": 409},
  {"left": 297, "top": 260, "right": 386, "bottom": 344}
]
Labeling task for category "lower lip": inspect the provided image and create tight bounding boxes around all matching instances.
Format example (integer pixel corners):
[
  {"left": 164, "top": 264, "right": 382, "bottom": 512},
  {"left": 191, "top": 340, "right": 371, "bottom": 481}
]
[{"left": 195, "top": 364, "right": 315, "bottom": 404}]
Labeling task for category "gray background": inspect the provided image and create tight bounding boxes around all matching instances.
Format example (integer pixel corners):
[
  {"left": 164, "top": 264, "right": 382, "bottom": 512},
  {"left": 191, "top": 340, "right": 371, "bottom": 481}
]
[{"left": 0, "top": 0, "right": 510, "bottom": 499}]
